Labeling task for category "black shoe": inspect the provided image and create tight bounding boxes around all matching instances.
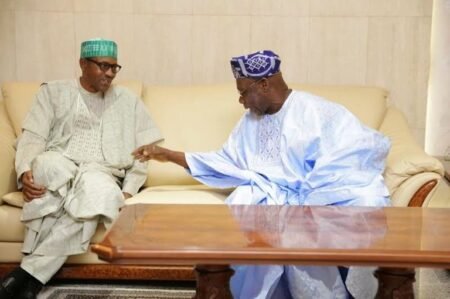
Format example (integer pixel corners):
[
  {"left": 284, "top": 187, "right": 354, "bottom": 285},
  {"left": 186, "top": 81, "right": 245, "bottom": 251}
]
[
  {"left": 16, "top": 277, "right": 43, "bottom": 299},
  {"left": 0, "top": 267, "right": 29, "bottom": 299}
]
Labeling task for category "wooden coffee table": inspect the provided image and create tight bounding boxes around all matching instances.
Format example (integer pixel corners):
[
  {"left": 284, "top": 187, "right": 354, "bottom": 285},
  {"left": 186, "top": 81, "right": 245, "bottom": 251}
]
[{"left": 92, "top": 204, "right": 450, "bottom": 299}]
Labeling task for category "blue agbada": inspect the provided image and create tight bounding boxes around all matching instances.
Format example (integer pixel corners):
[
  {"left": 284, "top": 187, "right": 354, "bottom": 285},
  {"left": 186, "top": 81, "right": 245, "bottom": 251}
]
[{"left": 186, "top": 91, "right": 391, "bottom": 298}]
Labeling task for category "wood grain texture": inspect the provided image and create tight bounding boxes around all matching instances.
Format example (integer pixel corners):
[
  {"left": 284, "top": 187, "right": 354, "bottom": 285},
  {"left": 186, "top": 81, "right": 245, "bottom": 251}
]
[
  {"left": 408, "top": 179, "right": 438, "bottom": 207},
  {"left": 0, "top": 263, "right": 195, "bottom": 281},
  {"left": 92, "top": 204, "right": 450, "bottom": 268}
]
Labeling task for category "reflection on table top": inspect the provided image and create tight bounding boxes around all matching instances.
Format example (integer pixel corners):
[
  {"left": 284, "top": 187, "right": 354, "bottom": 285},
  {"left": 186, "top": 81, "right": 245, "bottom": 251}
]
[{"left": 92, "top": 204, "right": 450, "bottom": 268}]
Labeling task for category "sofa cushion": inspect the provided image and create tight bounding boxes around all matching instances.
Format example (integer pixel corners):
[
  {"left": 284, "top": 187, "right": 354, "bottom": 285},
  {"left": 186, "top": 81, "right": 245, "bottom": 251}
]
[
  {"left": 127, "top": 185, "right": 230, "bottom": 205},
  {"left": 143, "top": 84, "right": 244, "bottom": 187},
  {"left": 142, "top": 83, "right": 388, "bottom": 187},
  {"left": 0, "top": 243, "right": 25, "bottom": 262},
  {"left": 1, "top": 81, "right": 143, "bottom": 137},
  {"left": 290, "top": 84, "right": 388, "bottom": 129},
  {"left": 380, "top": 107, "right": 444, "bottom": 194},
  {"left": 118, "top": 81, "right": 143, "bottom": 99},
  {"left": 0, "top": 99, "right": 16, "bottom": 143},
  {"left": 0, "top": 205, "right": 25, "bottom": 241},
  {"left": 2, "top": 82, "right": 41, "bottom": 136},
  {"left": 1, "top": 191, "right": 23, "bottom": 208},
  {"left": 0, "top": 132, "right": 17, "bottom": 201}
]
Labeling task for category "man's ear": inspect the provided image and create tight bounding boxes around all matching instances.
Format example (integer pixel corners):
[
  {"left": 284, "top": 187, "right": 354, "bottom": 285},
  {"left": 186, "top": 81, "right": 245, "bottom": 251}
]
[{"left": 261, "top": 78, "right": 270, "bottom": 92}]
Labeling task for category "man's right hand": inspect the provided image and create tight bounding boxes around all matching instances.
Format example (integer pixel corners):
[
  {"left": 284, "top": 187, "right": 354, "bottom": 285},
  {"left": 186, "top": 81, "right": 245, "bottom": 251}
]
[
  {"left": 132, "top": 144, "right": 189, "bottom": 168},
  {"left": 132, "top": 144, "right": 169, "bottom": 162},
  {"left": 21, "top": 170, "right": 46, "bottom": 202}
]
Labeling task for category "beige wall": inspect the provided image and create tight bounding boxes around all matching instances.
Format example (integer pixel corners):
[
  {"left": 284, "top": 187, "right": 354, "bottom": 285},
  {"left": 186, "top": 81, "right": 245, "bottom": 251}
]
[{"left": 0, "top": 0, "right": 432, "bottom": 145}]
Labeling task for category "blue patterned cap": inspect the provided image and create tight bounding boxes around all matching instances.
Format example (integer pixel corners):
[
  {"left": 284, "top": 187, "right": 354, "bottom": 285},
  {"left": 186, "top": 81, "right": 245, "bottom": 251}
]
[
  {"left": 230, "top": 50, "right": 281, "bottom": 79},
  {"left": 80, "top": 38, "right": 117, "bottom": 59}
]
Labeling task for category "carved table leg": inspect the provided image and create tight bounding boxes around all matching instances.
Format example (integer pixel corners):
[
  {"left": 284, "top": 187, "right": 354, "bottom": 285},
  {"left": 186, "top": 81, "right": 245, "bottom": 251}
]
[
  {"left": 192, "top": 264, "right": 234, "bottom": 299},
  {"left": 374, "top": 267, "right": 416, "bottom": 299}
]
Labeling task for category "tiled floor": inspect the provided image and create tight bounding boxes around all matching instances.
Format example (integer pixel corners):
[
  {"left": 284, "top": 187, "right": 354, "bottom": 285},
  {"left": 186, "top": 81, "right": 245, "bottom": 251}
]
[
  {"left": 38, "top": 269, "right": 449, "bottom": 299},
  {"left": 348, "top": 178, "right": 450, "bottom": 299},
  {"left": 347, "top": 267, "right": 450, "bottom": 299},
  {"left": 416, "top": 268, "right": 450, "bottom": 299},
  {"left": 38, "top": 280, "right": 196, "bottom": 298}
]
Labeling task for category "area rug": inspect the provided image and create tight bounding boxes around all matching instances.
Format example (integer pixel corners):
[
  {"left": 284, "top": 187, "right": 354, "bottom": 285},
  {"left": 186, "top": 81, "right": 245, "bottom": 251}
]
[{"left": 38, "top": 282, "right": 196, "bottom": 299}]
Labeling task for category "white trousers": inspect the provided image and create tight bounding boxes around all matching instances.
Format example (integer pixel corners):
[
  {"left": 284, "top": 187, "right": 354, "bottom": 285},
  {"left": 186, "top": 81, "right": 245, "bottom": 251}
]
[{"left": 20, "top": 151, "right": 124, "bottom": 284}]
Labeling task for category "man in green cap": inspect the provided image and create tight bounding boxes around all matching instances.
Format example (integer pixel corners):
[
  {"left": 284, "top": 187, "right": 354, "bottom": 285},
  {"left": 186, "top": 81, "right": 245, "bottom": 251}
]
[{"left": 0, "top": 38, "right": 162, "bottom": 299}]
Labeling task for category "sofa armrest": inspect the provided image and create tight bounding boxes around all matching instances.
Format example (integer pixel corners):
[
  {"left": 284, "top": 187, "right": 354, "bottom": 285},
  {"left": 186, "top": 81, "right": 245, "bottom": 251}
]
[
  {"left": 0, "top": 141, "right": 17, "bottom": 205},
  {"left": 379, "top": 107, "right": 444, "bottom": 198},
  {"left": 0, "top": 100, "right": 18, "bottom": 203},
  {"left": 390, "top": 172, "right": 442, "bottom": 207}
]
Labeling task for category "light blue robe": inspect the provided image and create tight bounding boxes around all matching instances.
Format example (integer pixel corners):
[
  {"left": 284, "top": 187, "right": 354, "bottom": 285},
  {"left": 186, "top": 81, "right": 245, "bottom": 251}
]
[{"left": 186, "top": 91, "right": 391, "bottom": 299}]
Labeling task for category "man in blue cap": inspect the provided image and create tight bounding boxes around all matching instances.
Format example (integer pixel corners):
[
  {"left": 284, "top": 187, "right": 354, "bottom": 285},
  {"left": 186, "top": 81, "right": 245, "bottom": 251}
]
[
  {"left": 0, "top": 39, "right": 162, "bottom": 299},
  {"left": 132, "top": 50, "right": 390, "bottom": 298}
]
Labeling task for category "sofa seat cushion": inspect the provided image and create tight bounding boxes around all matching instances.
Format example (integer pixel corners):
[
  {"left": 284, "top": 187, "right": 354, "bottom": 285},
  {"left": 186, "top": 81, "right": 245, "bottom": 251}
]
[
  {"left": 0, "top": 205, "right": 25, "bottom": 241},
  {"left": 290, "top": 84, "right": 388, "bottom": 129},
  {"left": 0, "top": 243, "right": 25, "bottom": 262},
  {"left": 126, "top": 185, "right": 231, "bottom": 205}
]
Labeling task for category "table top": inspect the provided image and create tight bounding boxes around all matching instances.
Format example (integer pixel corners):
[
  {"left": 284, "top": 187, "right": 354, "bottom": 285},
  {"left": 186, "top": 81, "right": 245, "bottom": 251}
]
[{"left": 91, "top": 204, "right": 450, "bottom": 268}]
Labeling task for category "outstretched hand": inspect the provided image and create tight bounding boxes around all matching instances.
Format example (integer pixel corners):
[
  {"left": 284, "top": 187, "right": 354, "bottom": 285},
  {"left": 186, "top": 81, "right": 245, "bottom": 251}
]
[
  {"left": 132, "top": 144, "right": 188, "bottom": 168},
  {"left": 21, "top": 170, "right": 46, "bottom": 202},
  {"left": 132, "top": 144, "right": 169, "bottom": 163}
]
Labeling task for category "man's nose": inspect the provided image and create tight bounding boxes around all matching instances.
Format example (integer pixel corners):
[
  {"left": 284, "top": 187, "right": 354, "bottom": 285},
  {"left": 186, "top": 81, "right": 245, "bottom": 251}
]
[
  {"left": 239, "top": 95, "right": 244, "bottom": 104},
  {"left": 105, "top": 68, "right": 115, "bottom": 78}
]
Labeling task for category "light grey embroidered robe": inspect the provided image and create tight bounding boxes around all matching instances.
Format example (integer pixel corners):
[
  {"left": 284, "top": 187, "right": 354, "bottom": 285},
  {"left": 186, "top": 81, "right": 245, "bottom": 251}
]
[{"left": 15, "top": 79, "right": 162, "bottom": 255}]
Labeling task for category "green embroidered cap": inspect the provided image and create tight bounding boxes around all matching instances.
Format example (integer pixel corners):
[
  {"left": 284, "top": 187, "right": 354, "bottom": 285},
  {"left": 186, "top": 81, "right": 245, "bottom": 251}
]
[{"left": 80, "top": 38, "right": 118, "bottom": 59}]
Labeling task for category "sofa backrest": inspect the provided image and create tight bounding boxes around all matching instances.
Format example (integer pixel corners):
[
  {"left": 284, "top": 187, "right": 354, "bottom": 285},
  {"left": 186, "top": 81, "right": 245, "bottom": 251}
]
[
  {"left": 142, "top": 84, "right": 244, "bottom": 186},
  {"left": 142, "top": 83, "right": 388, "bottom": 187},
  {"left": 1, "top": 81, "right": 144, "bottom": 138},
  {"left": 0, "top": 81, "right": 389, "bottom": 190},
  {"left": 0, "top": 81, "right": 144, "bottom": 197},
  {"left": 2, "top": 82, "right": 42, "bottom": 137},
  {"left": 0, "top": 98, "right": 17, "bottom": 199}
]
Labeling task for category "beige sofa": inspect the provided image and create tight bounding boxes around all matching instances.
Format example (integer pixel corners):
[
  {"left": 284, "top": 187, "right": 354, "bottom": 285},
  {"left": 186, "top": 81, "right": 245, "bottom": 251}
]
[{"left": 0, "top": 81, "right": 445, "bottom": 280}]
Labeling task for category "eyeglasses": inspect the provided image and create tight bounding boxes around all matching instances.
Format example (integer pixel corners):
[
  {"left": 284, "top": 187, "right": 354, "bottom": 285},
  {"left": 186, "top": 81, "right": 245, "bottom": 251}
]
[
  {"left": 85, "top": 58, "right": 122, "bottom": 74},
  {"left": 238, "top": 78, "right": 263, "bottom": 97}
]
